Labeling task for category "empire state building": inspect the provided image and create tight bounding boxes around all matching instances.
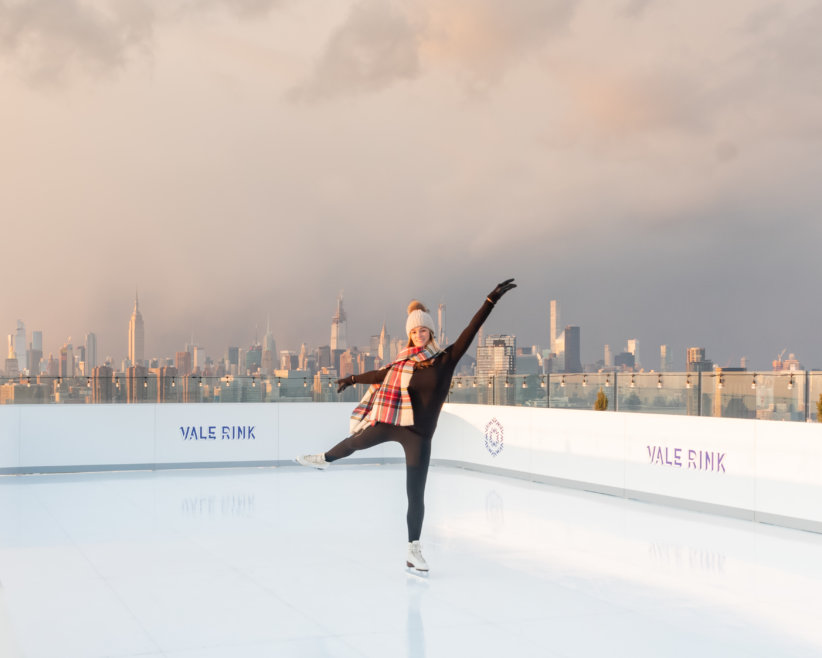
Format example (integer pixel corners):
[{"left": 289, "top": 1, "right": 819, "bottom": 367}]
[{"left": 128, "top": 292, "right": 145, "bottom": 366}]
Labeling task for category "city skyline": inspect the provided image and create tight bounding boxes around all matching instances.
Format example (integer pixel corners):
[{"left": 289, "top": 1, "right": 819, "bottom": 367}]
[
  {"left": 2, "top": 289, "right": 813, "bottom": 374},
  {"left": 2, "top": 1, "right": 820, "bottom": 370}
]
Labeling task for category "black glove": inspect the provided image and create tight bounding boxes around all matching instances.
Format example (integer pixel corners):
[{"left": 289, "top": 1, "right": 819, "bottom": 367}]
[
  {"left": 487, "top": 278, "right": 516, "bottom": 304},
  {"left": 336, "top": 377, "right": 354, "bottom": 393}
]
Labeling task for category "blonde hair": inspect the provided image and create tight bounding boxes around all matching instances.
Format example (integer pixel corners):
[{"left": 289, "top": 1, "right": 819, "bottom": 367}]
[{"left": 406, "top": 300, "right": 440, "bottom": 350}]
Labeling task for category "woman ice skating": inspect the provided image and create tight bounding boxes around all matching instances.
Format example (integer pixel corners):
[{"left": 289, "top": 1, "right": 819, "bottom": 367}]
[{"left": 296, "top": 279, "right": 516, "bottom": 573}]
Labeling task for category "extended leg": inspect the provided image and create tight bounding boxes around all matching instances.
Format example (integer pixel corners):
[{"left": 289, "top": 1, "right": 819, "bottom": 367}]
[{"left": 324, "top": 423, "right": 396, "bottom": 462}]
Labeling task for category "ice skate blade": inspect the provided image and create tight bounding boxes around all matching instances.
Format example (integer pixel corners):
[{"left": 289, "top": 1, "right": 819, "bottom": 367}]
[{"left": 406, "top": 563, "right": 429, "bottom": 577}]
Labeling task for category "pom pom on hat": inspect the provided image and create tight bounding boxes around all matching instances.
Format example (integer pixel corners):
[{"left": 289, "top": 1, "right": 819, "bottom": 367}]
[{"left": 406, "top": 300, "right": 435, "bottom": 337}]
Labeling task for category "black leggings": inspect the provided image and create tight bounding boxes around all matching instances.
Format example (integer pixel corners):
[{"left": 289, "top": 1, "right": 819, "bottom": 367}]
[{"left": 324, "top": 423, "right": 432, "bottom": 542}]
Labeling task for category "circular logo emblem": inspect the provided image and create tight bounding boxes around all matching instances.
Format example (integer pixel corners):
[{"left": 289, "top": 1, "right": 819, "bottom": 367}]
[{"left": 484, "top": 417, "right": 504, "bottom": 457}]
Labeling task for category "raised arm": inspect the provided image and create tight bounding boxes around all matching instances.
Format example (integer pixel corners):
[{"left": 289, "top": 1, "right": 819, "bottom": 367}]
[{"left": 449, "top": 279, "right": 517, "bottom": 362}]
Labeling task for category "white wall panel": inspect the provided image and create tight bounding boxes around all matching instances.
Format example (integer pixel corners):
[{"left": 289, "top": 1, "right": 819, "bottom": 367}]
[
  {"left": 439, "top": 406, "right": 627, "bottom": 490},
  {"left": 625, "top": 413, "right": 757, "bottom": 511},
  {"left": 18, "top": 405, "right": 155, "bottom": 467},
  {"left": 436, "top": 405, "right": 533, "bottom": 469},
  {"left": 755, "top": 421, "right": 822, "bottom": 524},
  {"left": 0, "top": 407, "right": 20, "bottom": 469},
  {"left": 2, "top": 402, "right": 821, "bottom": 532},
  {"left": 530, "top": 408, "right": 626, "bottom": 489},
  {"left": 277, "top": 402, "right": 347, "bottom": 461},
  {"left": 154, "top": 403, "right": 277, "bottom": 464}
]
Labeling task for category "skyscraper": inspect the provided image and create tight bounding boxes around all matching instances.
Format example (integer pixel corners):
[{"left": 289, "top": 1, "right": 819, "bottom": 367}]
[
  {"left": 128, "top": 292, "right": 145, "bottom": 367},
  {"left": 193, "top": 346, "right": 207, "bottom": 373},
  {"left": 604, "top": 344, "right": 613, "bottom": 367},
  {"left": 85, "top": 333, "right": 98, "bottom": 373},
  {"left": 263, "top": 318, "right": 277, "bottom": 354},
  {"left": 226, "top": 346, "right": 239, "bottom": 374},
  {"left": 626, "top": 339, "right": 640, "bottom": 369},
  {"left": 15, "top": 320, "right": 26, "bottom": 372},
  {"left": 550, "top": 300, "right": 559, "bottom": 353},
  {"left": 316, "top": 345, "right": 331, "bottom": 369},
  {"left": 5, "top": 334, "right": 19, "bottom": 376},
  {"left": 476, "top": 335, "right": 517, "bottom": 377},
  {"left": 562, "top": 326, "right": 582, "bottom": 373},
  {"left": 246, "top": 343, "right": 263, "bottom": 374},
  {"left": 30, "top": 330, "right": 43, "bottom": 375},
  {"left": 280, "top": 351, "right": 298, "bottom": 371},
  {"left": 175, "top": 351, "right": 193, "bottom": 376},
  {"left": 261, "top": 318, "right": 277, "bottom": 375},
  {"left": 686, "top": 347, "right": 713, "bottom": 372},
  {"left": 91, "top": 365, "right": 114, "bottom": 403},
  {"left": 378, "top": 322, "right": 390, "bottom": 363},
  {"left": 330, "top": 293, "right": 347, "bottom": 351},
  {"left": 659, "top": 345, "right": 669, "bottom": 372},
  {"left": 59, "top": 339, "right": 75, "bottom": 378},
  {"left": 369, "top": 334, "right": 381, "bottom": 355},
  {"left": 437, "top": 303, "right": 446, "bottom": 346}
]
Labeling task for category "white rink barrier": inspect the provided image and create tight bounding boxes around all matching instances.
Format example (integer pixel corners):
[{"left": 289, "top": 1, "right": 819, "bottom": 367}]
[{"left": 0, "top": 403, "right": 820, "bottom": 533}]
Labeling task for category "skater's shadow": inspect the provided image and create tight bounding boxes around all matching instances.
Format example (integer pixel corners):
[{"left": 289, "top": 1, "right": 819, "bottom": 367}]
[{"left": 406, "top": 576, "right": 427, "bottom": 657}]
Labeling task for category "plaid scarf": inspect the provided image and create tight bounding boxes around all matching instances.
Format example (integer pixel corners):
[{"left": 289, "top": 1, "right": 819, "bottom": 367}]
[{"left": 349, "top": 344, "right": 440, "bottom": 434}]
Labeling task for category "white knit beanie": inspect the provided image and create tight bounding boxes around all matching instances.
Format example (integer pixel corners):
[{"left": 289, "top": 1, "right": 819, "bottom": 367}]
[{"left": 406, "top": 300, "right": 435, "bottom": 336}]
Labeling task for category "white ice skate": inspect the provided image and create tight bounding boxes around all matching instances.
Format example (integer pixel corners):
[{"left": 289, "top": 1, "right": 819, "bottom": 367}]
[
  {"left": 295, "top": 453, "right": 330, "bottom": 470},
  {"left": 406, "top": 540, "right": 429, "bottom": 574}
]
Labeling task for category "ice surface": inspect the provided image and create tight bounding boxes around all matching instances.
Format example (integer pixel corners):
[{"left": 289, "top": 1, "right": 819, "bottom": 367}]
[{"left": 1, "top": 464, "right": 821, "bottom": 658}]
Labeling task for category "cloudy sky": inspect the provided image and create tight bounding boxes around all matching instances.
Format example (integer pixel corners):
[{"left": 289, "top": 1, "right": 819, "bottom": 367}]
[{"left": 2, "top": 0, "right": 821, "bottom": 370}]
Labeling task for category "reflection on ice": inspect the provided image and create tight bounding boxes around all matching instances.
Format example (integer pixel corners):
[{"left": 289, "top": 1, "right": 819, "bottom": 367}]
[
  {"left": 0, "top": 465, "right": 821, "bottom": 658},
  {"left": 180, "top": 493, "right": 256, "bottom": 518},
  {"left": 406, "top": 576, "right": 427, "bottom": 658}
]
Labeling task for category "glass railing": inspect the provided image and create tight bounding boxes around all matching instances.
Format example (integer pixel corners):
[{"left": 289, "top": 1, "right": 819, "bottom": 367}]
[{"left": 1, "top": 371, "right": 820, "bottom": 422}]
